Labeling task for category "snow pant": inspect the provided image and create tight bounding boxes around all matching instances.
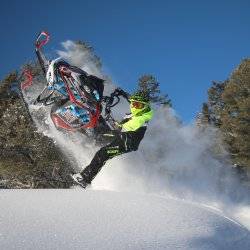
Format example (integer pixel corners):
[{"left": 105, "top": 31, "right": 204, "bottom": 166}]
[{"left": 80, "top": 133, "right": 133, "bottom": 184}]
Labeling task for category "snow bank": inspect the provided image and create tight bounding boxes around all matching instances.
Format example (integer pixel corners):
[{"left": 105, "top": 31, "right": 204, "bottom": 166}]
[{"left": 0, "top": 190, "right": 249, "bottom": 250}]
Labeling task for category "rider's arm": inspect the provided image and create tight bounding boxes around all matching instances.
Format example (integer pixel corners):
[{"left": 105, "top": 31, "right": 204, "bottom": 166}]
[
  {"left": 121, "top": 109, "right": 154, "bottom": 132},
  {"left": 121, "top": 116, "right": 146, "bottom": 132}
]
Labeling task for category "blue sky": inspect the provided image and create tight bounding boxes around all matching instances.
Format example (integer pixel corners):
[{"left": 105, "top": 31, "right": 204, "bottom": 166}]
[{"left": 1, "top": 0, "right": 250, "bottom": 122}]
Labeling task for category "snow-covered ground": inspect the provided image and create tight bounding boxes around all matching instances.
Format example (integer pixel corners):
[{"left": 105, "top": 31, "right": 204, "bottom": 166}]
[{"left": 0, "top": 190, "right": 250, "bottom": 250}]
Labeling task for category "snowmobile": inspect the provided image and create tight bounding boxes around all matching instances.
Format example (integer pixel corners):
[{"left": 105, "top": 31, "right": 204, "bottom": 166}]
[{"left": 27, "top": 31, "right": 129, "bottom": 138}]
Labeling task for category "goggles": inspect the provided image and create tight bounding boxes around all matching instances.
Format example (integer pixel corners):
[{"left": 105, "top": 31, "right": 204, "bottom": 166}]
[{"left": 131, "top": 100, "right": 145, "bottom": 109}]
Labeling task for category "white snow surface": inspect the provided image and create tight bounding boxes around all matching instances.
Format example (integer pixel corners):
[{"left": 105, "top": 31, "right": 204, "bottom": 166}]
[{"left": 1, "top": 189, "right": 250, "bottom": 250}]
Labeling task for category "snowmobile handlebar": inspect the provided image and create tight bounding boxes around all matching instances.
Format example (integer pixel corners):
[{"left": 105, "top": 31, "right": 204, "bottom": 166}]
[
  {"left": 35, "top": 31, "right": 50, "bottom": 49},
  {"left": 103, "top": 88, "right": 130, "bottom": 116},
  {"left": 113, "top": 87, "right": 130, "bottom": 101},
  {"left": 103, "top": 95, "right": 120, "bottom": 116}
]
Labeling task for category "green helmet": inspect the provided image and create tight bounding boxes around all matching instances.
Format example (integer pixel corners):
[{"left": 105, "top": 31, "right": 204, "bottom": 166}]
[
  {"left": 129, "top": 91, "right": 151, "bottom": 116},
  {"left": 129, "top": 91, "right": 150, "bottom": 104}
]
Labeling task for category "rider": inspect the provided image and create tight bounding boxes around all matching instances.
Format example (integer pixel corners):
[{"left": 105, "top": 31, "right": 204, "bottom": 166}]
[{"left": 72, "top": 90, "right": 154, "bottom": 188}]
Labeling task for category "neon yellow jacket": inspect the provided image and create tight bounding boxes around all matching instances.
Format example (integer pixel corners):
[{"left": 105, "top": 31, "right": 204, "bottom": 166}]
[{"left": 122, "top": 108, "right": 154, "bottom": 132}]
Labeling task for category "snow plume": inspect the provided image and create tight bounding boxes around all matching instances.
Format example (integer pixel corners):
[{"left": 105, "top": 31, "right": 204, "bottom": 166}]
[
  {"left": 95, "top": 106, "right": 246, "bottom": 202},
  {"left": 57, "top": 40, "right": 103, "bottom": 79}
]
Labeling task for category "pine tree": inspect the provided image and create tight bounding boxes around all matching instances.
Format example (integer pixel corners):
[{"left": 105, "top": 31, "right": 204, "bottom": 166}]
[
  {"left": 207, "top": 81, "right": 227, "bottom": 127},
  {"left": 137, "top": 74, "right": 172, "bottom": 106},
  {"left": 202, "top": 103, "right": 211, "bottom": 123},
  {"left": 75, "top": 41, "right": 102, "bottom": 71},
  {"left": 200, "top": 59, "right": 250, "bottom": 173},
  {"left": 0, "top": 71, "right": 18, "bottom": 96},
  {"left": 221, "top": 59, "right": 250, "bottom": 168}
]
